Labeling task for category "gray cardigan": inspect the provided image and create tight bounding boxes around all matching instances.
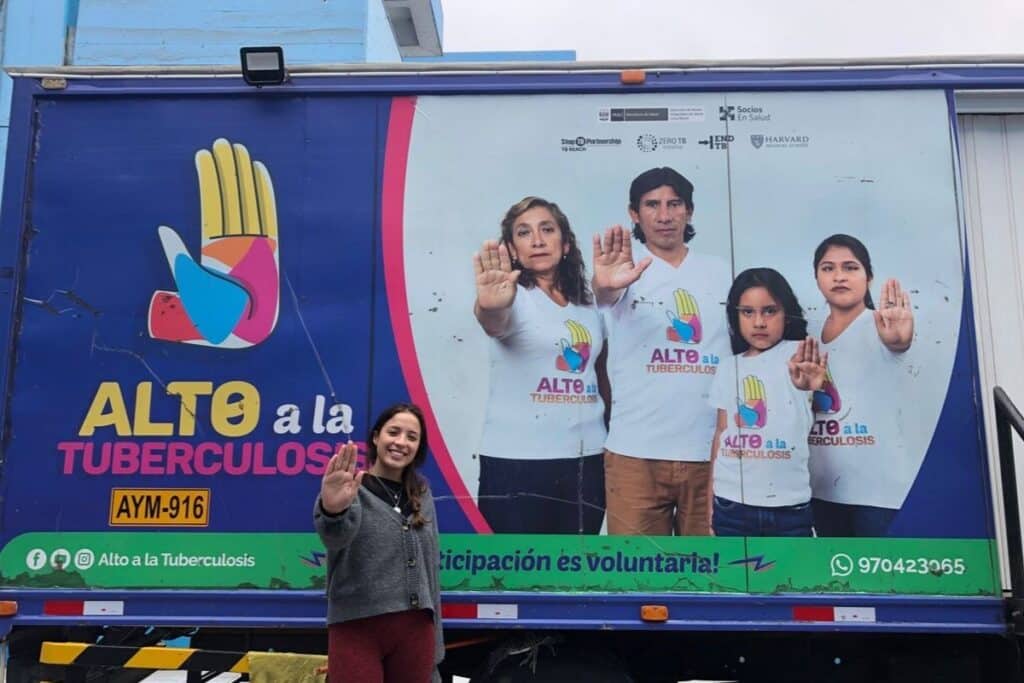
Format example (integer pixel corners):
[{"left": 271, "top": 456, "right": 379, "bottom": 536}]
[{"left": 314, "top": 485, "right": 444, "bottom": 670}]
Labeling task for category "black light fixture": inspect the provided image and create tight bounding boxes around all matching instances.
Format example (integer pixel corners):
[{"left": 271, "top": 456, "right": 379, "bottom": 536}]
[{"left": 240, "top": 46, "right": 288, "bottom": 87}]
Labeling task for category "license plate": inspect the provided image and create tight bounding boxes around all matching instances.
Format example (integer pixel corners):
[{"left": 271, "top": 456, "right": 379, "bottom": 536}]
[{"left": 109, "top": 488, "right": 210, "bottom": 526}]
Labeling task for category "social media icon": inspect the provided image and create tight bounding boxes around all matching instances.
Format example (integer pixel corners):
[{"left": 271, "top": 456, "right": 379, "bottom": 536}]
[
  {"left": 74, "top": 549, "right": 95, "bottom": 571},
  {"left": 830, "top": 553, "right": 854, "bottom": 577},
  {"left": 25, "top": 548, "right": 47, "bottom": 571},
  {"left": 50, "top": 548, "right": 71, "bottom": 570}
]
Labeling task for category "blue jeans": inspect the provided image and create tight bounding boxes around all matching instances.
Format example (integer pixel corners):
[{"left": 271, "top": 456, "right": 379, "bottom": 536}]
[
  {"left": 811, "top": 498, "right": 897, "bottom": 537},
  {"left": 712, "top": 496, "right": 813, "bottom": 537}
]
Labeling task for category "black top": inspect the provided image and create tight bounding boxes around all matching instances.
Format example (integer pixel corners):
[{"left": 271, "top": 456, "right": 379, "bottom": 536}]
[
  {"left": 318, "top": 473, "right": 415, "bottom": 518},
  {"left": 363, "top": 474, "right": 414, "bottom": 516}
]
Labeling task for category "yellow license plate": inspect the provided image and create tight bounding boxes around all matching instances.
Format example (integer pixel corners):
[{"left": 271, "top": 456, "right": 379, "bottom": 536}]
[{"left": 109, "top": 488, "right": 210, "bottom": 527}]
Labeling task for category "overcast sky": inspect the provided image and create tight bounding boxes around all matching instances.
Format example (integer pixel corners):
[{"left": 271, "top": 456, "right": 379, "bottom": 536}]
[{"left": 440, "top": 0, "right": 1024, "bottom": 62}]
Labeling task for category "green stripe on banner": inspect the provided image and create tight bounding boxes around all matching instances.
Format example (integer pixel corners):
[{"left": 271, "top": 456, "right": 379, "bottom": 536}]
[{"left": 0, "top": 532, "right": 1000, "bottom": 595}]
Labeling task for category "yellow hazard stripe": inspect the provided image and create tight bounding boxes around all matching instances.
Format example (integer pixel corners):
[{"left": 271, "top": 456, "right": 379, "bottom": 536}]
[
  {"left": 40, "top": 642, "right": 250, "bottom": 672},
  {"left": 40, "top": 642, "right": 88, "bottom": 665}
]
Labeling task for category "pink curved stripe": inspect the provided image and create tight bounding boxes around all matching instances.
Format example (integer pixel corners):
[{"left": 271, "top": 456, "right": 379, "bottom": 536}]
[
  {"left": 381, "top": 96, "right": 493, "bottom": 534},
  {"left": 230, "top": 238, "right": 279, "bottom": 344}
]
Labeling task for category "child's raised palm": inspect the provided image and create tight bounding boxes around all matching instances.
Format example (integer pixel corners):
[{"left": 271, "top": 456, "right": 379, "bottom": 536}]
[{"left": 788, "top": 337, "right": 828, "bottom": 391}]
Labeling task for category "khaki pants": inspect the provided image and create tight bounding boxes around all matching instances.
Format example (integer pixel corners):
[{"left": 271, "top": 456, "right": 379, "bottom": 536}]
[{"left": 604, "top": 450, "right": 711, "bottom": 536}]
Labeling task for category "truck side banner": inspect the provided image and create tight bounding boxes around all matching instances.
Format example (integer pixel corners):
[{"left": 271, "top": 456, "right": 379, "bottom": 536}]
[{"left": 0, "top": 88, "right": 998, "bottom": 597}]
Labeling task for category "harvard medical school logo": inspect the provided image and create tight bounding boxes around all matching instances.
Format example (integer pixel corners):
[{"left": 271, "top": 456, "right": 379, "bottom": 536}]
[
  {"left": 665, "top": 289, "right": 703, "bottom": 344},
  {"left": 555, "top": 320, "right": 592, "bottom": 374},
  {"left": 735, "top": 375, "right": 767, "bottom": 429},
  {"left": 148, "top": 138, "right": 281, "bottom": 349},
  {"left": 812, "top": 369, "right": 841, "bottom": 414}
]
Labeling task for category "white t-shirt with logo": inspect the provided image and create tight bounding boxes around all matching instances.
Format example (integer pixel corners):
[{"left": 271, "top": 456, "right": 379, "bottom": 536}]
[
  {"left": 478, "top": 284, "right": 607, "bottom": 460},
  {"left": 708, "top": 341, "right": 814, "bottom": 507},
  {"left": 603, "top": 244, "right": 731, "bottom": 461},
  {"left": 808, "top": 308, "right": 914, "bottom": 509}
]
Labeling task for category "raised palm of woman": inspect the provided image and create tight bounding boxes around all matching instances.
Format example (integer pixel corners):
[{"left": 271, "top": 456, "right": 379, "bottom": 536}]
[
  {"left": 873, "top": 278, "right": 914, "bottom": 351},
  {"left": 473, "top": 240, "right": 521, "bottom": 310},
  {"left": 320, "top": 442, "right": 364, "bottom": 514}
]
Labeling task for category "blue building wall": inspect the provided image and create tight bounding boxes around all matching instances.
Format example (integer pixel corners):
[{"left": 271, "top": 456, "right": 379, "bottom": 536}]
[
  {"left": 0, "top": 0, "right": 567, "bottom": 198},
  {"left": 72, "top": 0, "right": 368, "bottom": 65},
  {"left": 0, "top": 0, "right": 429, "bottom": 198},
  {"left": 407, "top": 50, "right": 577, "bottom": 63},
  {"left": 365, "top": 0, "right": 402, "bottom": 63}
]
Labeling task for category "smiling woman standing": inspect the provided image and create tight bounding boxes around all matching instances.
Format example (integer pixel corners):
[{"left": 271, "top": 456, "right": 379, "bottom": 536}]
[
  {"left": 314, "top": 403, "right": 443, "bottom": 683},
  {"left": 472, "top": 196, "right": 608, "bottom": 534}
]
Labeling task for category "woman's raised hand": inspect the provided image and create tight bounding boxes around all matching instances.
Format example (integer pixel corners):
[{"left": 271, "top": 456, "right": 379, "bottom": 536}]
[
  {"left": 873, "top": 278, "right": 914, "bottom": 352},
  {"left": 320, "top": 442, "right": 364, "bottom": 515},
  {"left": 473, "top": 240, "right": 520, "bottom": 311},
  {"left": 788, "top": 337, "right": 828, "bottom": 391}
]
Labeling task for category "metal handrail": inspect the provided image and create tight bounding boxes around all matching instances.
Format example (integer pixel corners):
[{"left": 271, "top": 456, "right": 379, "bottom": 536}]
[{"left": 992, "top": 387, "right": 1024, "bottom": 633}]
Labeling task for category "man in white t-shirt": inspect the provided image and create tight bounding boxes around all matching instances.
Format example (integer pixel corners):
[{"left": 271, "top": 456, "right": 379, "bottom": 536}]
[{"left": 592, "top": 167, "right": 731, "bottom": 536}]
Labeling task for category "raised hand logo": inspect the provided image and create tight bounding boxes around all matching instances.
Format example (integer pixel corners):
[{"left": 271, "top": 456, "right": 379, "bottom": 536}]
[
  {"left": 812, "top": 368, "right": 842, "bottom": 414},
  {"left": 148, "top": 138, "right": 280, "bottom": 348},
  {"left": 555, "top": 320, "right": 592, "bottom": 374},
  {"left": 665, "top": 288, "right": 702, "bottom": 344},
  {"left": 735, "top": 375, "right": 767, "bottom": 429}
]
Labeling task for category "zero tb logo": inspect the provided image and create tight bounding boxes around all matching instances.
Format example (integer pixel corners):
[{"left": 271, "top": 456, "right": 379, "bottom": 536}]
[{"left": 148, "top": 138, "right": 281, "bottom": 348}]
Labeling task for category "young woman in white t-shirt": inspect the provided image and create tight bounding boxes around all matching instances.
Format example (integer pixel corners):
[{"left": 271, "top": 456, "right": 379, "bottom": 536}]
[
  {"left": 708, "top": 268, "right": 827, "bottom": 537},
  {"left": 471, "top": 197, "right": 608, "bottom": 534},
  {"left": 808, "top": 234, "right": 914, "bottom": 537}
]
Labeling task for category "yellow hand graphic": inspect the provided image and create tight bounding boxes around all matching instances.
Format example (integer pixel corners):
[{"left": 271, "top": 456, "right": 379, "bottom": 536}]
[
  {"left": 675, "top": 289, "right": 698, "bottom": 318},
  {"left": 148, "top": 139, "right": 280, "bottom": 348},
  {"left": 666, "top": 288, "right": 703, "bottom": 343},
  {"left": 736, "top": 375, "right": 767, "bottom": 428},
  {"left": 565, "top": 319, "right": 592, "bottom": 347},
  {"left": 743, "top": 375, "right": 766, "bottom": 402},
  {"left": 557, "top": 320, "right": 593, "bottom": 373}
]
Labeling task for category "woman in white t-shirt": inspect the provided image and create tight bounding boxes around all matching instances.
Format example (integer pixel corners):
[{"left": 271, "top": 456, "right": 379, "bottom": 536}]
[
  {"left": 808, "top": 234, "right": 914, "bottom": 537},
  {"left": 708, "top": 268, "right": 827, "bottom": 536},
  {"left": 471, "top": 197, "right": 607, "bottom": 534}
]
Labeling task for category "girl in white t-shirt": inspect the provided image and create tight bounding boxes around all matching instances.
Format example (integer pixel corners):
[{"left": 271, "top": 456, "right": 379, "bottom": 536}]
[
  {"left": 472, "top": 197, "right": 608, "bottom": 534},
  {"left": 708, "top": 268, "right": 827, "bottom": 537},
  {"left": 808, "top": 234, "right": 914, "bottom": 537}
]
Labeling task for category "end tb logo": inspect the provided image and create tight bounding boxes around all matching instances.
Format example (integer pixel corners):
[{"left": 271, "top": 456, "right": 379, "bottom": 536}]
[{"left": 698, "top": 135, "right": 734, "bottom": 150}]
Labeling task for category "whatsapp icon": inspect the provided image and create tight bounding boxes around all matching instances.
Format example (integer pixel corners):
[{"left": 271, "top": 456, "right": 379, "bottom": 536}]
[{"left": 830, "top": 553, "right": 854, "bottom": 577}]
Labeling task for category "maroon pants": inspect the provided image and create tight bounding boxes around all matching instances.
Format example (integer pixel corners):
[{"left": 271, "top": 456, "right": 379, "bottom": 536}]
[{"left": 328, "top": 609, "right": 434, "bottom": 683}]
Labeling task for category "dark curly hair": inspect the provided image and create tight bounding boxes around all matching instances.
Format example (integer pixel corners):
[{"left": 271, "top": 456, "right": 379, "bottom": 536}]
[{"left": 500, "top": 196, "right": 592, "bottom": 306}]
